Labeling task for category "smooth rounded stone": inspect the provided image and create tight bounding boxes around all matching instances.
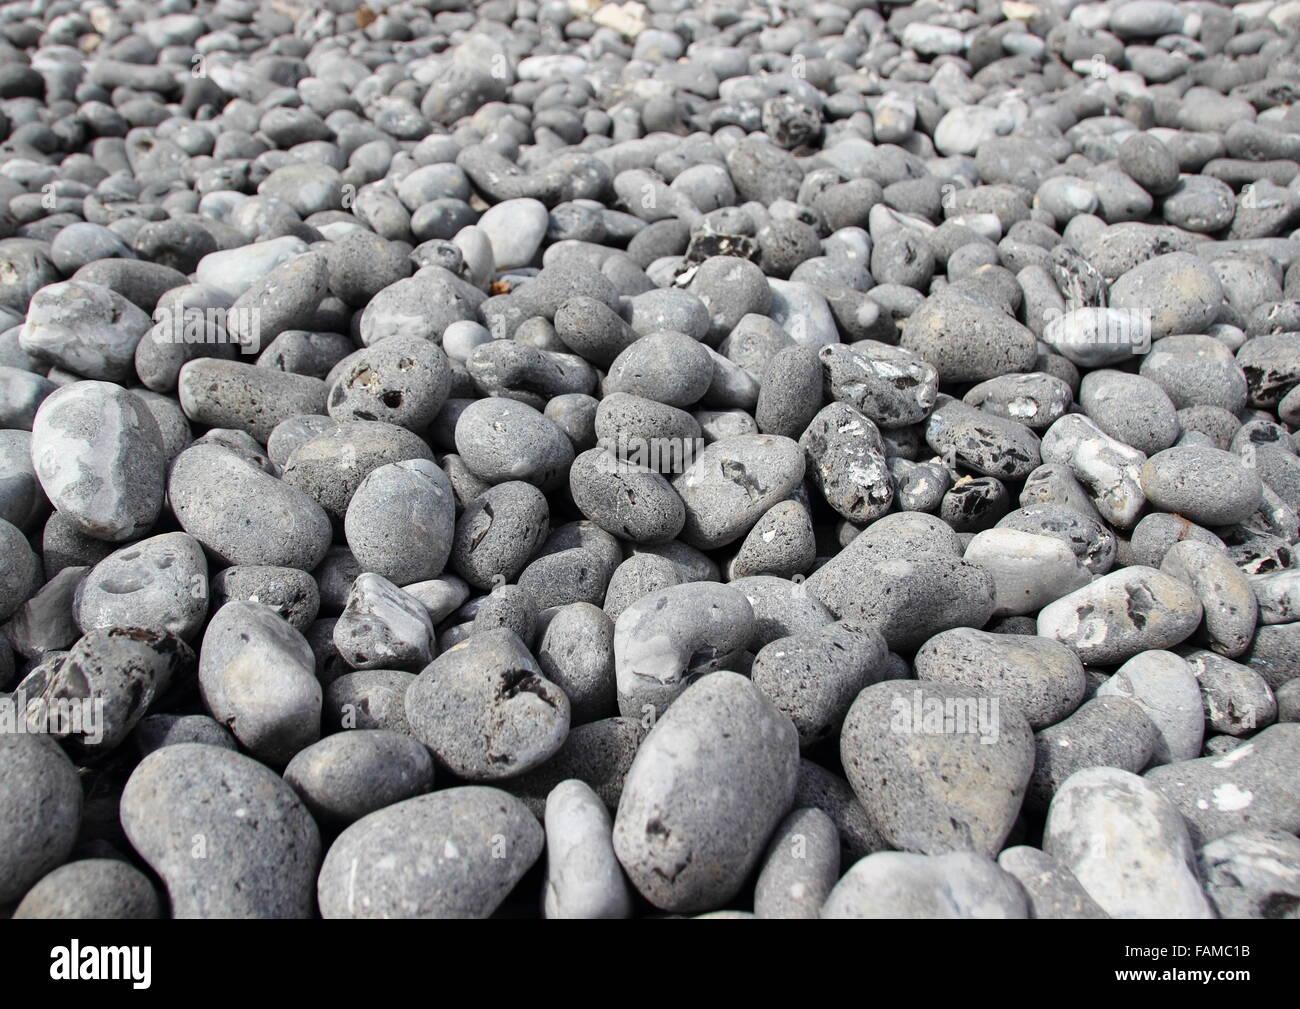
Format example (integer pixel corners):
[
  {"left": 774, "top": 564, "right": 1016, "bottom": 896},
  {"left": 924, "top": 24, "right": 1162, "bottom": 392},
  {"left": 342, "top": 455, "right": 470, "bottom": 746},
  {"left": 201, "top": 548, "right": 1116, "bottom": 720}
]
[
  {"left": 767, "top": 280, "right": 839, "bottom": 350},
  {"left": 1140, "top": 446, "right": 1263, "bottom": 527},
  {"left": 730, "top": 573, "right": 834, "bottom": 652},
  {"left": 178, "top": 359, "right": 326, "bottom": 444},
  {"left": 323, "top": 669, "right": 416, "bottom": 735},
  {"left": 31, "top": 381, "right": 165, "bottom": 542},
  {"left": 1138, "top": 334, "right": 1248, "bottom": 413},
  {"left": 0, "top": 365, "right": 55, "bottom": 429},
  {"left": 1095, "top": 650, "right": 1205, "bottom": 766},
  {"left": 19, "top": 280, "right": 151, "bottom": 382},
  {"left": 553, "top": 297, "right": 638, "bottom": 368},
  {"left": 1249, "top": 569, "right": 1300, "bottom": 626},
  {"left": 1107, "top": 252, "right": 1224, "bottom": 342},
  {"left": 750, "top": 620, "right": 888, "bottom": 749},
  {"left": 0, "top": 516, "right": 39, "bottom": 621},
  {"left": 594, "top": 393, "right": 702, "bottom": 475},
  {"left": 818, "top": 341, "right": 938, "bottom": 430},
  {"left": 196, "top": 237, "right": 310, "bottom": 300},
  {"left": 516, "top": 546, "right": 610, "bottom": 611},
  {"left": 963, "top": 528, "right": 1091, "bottom": 617},
  {"left": 1039, "top": 414, "right": 1147, "bottom": 529},
  {"left": 627, "top": 290, "right": 710, "bottom": 344},
  {"left": 605, "top": 555, "right": 680, "bottom": 626},
  {"left": 73, "top": 532, "right": 208, "bottom": 640},
  {"left": 1145, "top": 723, "right": 1300, "bottom": 845},
  {"left": 1041, "top": 306, "right": 1152, "bottom": 368},
  {"left": 450, "top": 481, "right": 549, "bottom": 591},
  {"left": 327, "top": 335, "right": 451, "bottom": 432},
  {"left": 996, "top": 846, "right": 1109, "bottom": 920},
  {"left": 688, "top": 257, "right": 772, "bottom": 344},
  {"left": 134, "top": 713, "right": 238, "bottom": 756},
  {"left": 545, "top": 393, "right": 598, "bottom": 450},
  {"left": 613, "top": 671, "right": 798, "bottom": 913},
  {"left": 12, "top": 859, "right": 161, "bottom": 920},
  {"left": 477, "top": 198, "right": 548, "bottom": 271},
  {"left": 800, "top": 403, "right": 893, "bottom": 524},
  {"left": 1125, "top": 513, "right": 1225, "bottom": 570},
  {"left": 1160, "top": 541, "right": 1258, "bottom": 658},
  {"left": 472, "top": 585, "right": 539, "bottom": 644},
  {"left": 345, "top": 459, "right": 454, "bottom": 586},
  {"left": 963, "top": 372, "right": 1072, "bottom": 432},
  {"left": 543, "top": 779, "right": 632, "bottom": 920},
  {"left": 1182, "top": 649, "right": 1278, "bottom": 738},
  {"left": 1275, "top": 680, "right": 1300, "bottom": 723},
  {"left": 840, "top": 680, "right": 1034, "bottom": 857},
  {"left": 121, "top": 744, "right": 320, "bottom": 919},
  {"left": 753, "top": 807, "right": 840, "bottom": 920},
  {"left": 901, "top": 288, "right": 1038, "bottom": 383},
  {"left": 317, "top": 787, "right": 543, "bottom": 919},
  {"left": 209, "top": 566, "right": 319, "bottom": 633},
  {"left": 0, "top": 733, "right": 81, "bottom": 904},
  {"left": 455, "top": 398, "right": 574, "bottom": 493},
  {"left": 793, "top": 758, "right": 888, "bottom": 863},
  {"left": 199, "top": 601, "right": 321, "bottom": 766},
  {"left": 1163, "top": 176, "right": 1235, "bottom": 233},
  {"left": 1038, "top": 566, "right": 1201, "bottom": 666},
  {"left": 357, "top": 273, "right": 476, "bottom": 349},
  {"left": 1043, "top": 766, "right": 1213, "bottom": 919},
  {"left": 1118, "top": 133, "right": 1179, "bottom": 196},
  {"left": 914, "top": 628, "right": 1086, "bottom": 731},
  {"left": 334, "top": 573, "right": 435, "bottom": 673},
  {"left": 1198, "top": 830, "right": 1300, "bottom": 920},
  {"left": 1241, "top": 621, "right": 1300, "bottom": 693},
  {"left": 568, "top": 449, "right": 684, "bottom": 544},
  {"left": 1078, "top": 370, "right": 1179, "bottom": 456},
  {"left": 604, "top": 331, "right": 713, "bottom": 409},
  {"left": 613, "top": 581, "right": 753, "bottom": 719},
  {"left": 536, "top": 603, "right": 615, "bottom": 725},
  {"left": 821, "top": 851, "right": 1028, "bottom": 919},
  {"left": 281, "top": 420, "right": 433, "bottom": 522},
  {"left": 925, "top": 396, "right": 1042, "bottom": 481},
  {"left": 807, "top": 515, "right": 996, "bottom": 651},
  {"left": 1024, "top": 691, "right": 1159, "bottom": 811},
  {"left": 672, "top": 434, "right": 804, "bottom": 550},
  {"left": 727, "top": 500, "right": 816, "bottom": 580},
  {"left": 169, "top": 443, "right": 332, "bottom": 570},
  {"left": 755, "top": 346, "right": 821, "bottom": 439},
  {"left": 284, "top": 730, "right": 434, "bottom": 825},
  {"left": 323, "top": 232, "right": 412, "bottom": 308},
  {"left": 1, "top": 434, "right": 56, "bottom": 534},
  {"left": 406, "top": 628, "right": 569, "bottom": 781}
]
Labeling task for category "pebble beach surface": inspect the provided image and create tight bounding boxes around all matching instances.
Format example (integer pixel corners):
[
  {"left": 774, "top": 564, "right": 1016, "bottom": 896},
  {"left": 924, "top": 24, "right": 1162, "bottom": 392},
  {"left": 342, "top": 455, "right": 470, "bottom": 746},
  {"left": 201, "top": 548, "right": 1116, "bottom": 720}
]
[{"left": 0, "top": 0, "right": 1298, "bottom": 920}]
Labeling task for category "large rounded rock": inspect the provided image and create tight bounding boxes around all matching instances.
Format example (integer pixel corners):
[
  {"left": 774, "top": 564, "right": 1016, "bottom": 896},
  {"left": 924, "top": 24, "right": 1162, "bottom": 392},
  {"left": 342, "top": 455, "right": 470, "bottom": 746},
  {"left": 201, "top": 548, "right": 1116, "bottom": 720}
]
[
  {"left": 0, "top": 733, "right": 81, "bottom": 904},
  {"left": 120, "top": 743, "right": 321, "bottom": 918},
  {"left": 31, "top": 382, "right": 166, "bottom": 542},
  {"left": 317, "top": 787, "right": 543, "bottom": 919},
  {"left": 612, "top": 672, "right": 799, "bottom": 913}
]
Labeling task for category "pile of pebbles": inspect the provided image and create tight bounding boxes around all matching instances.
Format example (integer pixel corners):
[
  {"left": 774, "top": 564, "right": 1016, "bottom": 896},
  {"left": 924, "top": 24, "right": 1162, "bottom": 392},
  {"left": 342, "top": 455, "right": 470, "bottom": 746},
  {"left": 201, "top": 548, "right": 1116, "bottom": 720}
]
[{"left": 1, "top": 0, "right": 1300, "bottom": 920}]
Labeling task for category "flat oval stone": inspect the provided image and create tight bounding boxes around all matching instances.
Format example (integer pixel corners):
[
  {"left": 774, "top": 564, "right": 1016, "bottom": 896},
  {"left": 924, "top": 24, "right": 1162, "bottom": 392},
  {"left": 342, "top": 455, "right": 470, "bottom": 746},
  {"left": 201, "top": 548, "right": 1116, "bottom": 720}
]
[
  {"left": 1037, "top": 566, "right": 1202, "bottom": 665},
  {"left": 0, "top": 733, "right": 81, "bottom": 904},
  {"left": 914, "top": 628, "right": 1086, "bottom": 730},
  {"left": 612, "top": 671, "right": 799, "bottom": 913},
  {"left": 543, "top": 778, "right": 632, "bottom": 919},
  {"left": 284, "top": 729, "right": 434, "bottom": 825},
  {"left": 168, "top": 443, "right": 332, "bottom": 569},
  {"left": 822, "top": 850, "right": 1028, "bottom": 918},
  {"left": 178, "top": 359, "right": 327, "bottom": 443},
  {"left": 1160, "top": 540, "right": 1258, "bottom": 658},
  {"left": 1096, "top": 650, "right": 1205, "bottom": 765},
  {"left": 31, "top": 381, "right": 166, "bottom": 542},
  {"left": 1027, "top": 696, "right": 1159, "bottom": 811},
  {"left": 74, "top": 531, "right": 208, "bottom": 640},
  {"left": 1140, "top": 445, "right": 1263, "bottom": 526},
  {"left": 753, "top": 807, "right": 841, "bottom": 920},
  {"left": 120, "top": 743, "right": 320, "bottom": 918},
  {"left": 19, "top": 280, "right": 151, "bottom": 382},
  {"left": 1044, "top": 766, "right": 1214, "bottom": 919},
  {"left": 345, "top": 458, "right": 455, "bottom": 586},
  {"left": 963, "top": 528, "right": 1091, "bottom": 616},
  {"left": 317, "top": 786, "right": 543, "bottom": 919}
]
